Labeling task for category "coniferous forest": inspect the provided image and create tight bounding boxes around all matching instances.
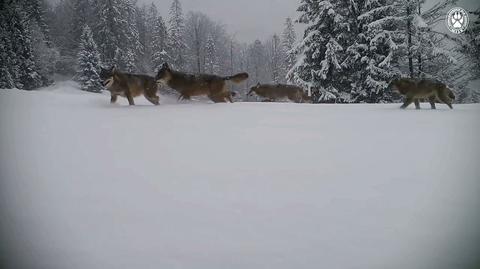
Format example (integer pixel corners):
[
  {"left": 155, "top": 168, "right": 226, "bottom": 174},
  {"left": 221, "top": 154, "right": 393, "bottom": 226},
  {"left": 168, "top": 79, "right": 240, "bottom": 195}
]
[{"left": 0, "top": 0, "right": 479, "bottom": 103}]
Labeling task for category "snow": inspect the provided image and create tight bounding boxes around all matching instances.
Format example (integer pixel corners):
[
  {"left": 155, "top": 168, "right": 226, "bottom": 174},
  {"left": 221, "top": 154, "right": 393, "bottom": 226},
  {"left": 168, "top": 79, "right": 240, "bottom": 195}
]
[{"left": 1, "top": 82, "right": 480, "bottom": 269}]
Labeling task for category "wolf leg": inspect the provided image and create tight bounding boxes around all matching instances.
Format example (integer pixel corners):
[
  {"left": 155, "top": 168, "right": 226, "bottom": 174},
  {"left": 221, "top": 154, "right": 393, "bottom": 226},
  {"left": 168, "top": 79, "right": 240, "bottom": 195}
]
[
  {"left": 126, "top": 90, "right": 135, "bottom": 106},
  {"left": 414, "top": 99, "right": 421, "bottom": 109},
  {"left": 110, "top": 94, "right": 118, "bottom": 104},
  {"left": 429, "top": 96, "right": 436, "bottom": 109},
  {"left": 400, "top": 97, "right": 414, "bottom": 109},
  {"left": 178, "top": 94, "right": 191, "bottom": 101},
  {"left": 208, "top": 94, "right": 226, "bottom": 103}
]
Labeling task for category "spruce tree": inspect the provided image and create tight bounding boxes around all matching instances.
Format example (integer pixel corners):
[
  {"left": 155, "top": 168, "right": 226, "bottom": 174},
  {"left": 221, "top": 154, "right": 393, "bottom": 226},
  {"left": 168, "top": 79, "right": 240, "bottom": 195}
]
[
  {"left": 288, "top": 0, "right": 350, "bottom": 102},
  {"left": 10, "top": 4, "right": 43, "bottom": 90},
  {"left": 205, "top": 33, "right": 218, "bottom": 74},
  {"left": 121, "top": 0, "right": 142, "bottom": 72},
  {"left": 152, "top": 16, "right": 170, "bottom": 71},
  {"left": 70, "top": 0, "right": 92, "bottom": 52},
  {"left": 168, "top": 0, "right": 187, "bottom": 70},
  {"left": 342, "top": 0, "right": 400, "bottom": 103},
  {"left": 76, "top": 25, "right": 103, "bottom": 93},
  {"left": 0, "top": 36, "right": 15, "bottom": 89},
  {"left": 282, "top": 18, "right": 297, "bottom": 79}
]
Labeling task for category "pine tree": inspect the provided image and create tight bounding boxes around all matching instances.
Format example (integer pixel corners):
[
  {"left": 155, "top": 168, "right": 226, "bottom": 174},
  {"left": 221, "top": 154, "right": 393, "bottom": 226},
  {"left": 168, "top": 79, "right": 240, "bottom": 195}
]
[
  {"left": 0, "top": 3, "right": 15, "bottom": 89},
  {"left": 95, "top": 0, "right": 124, "bottom": 66},
  {"left": 205, "top": 33, "right": 218, "bottom": 74},
  {"left": 121, "top": 0, "right": 142, "bottom": 72},
  {"left": 70, "top": 0, "right": 92, "bottom": 52},
  {"left": 95, "top": 0, "right": 141, "bottom": 72},
  {"left": 7, "top": 3, "right": 43, "bottom": 90},
  {"left": 267, "top": 34, "right": 283, "bottom": 83},
  {"left": 282, "top": 18, "right": 296, "bottom": 79},
  {"left": 152, "top": 16, "right": 170, "bottom": 71},
  {"left": 168, "top": 0, "right": 187, "bottom": 70},
  {"left": 250, "top": 40, "right": 266, "bottom": 83},
  {"left": 76, "top": 25, "right": 103, "bottom": 93},
  {"left": 0, "top": 33, "right": 15, "bottom": 89},
  {"left": 22, "top": 0, "right": 52, "bottom": 47},
  {"left": 342, "top": 0, "right": 400, "bottom": 103},
  {"left": 135, "top": 4, "right": 149, "bottom": 72},
  {"left": 288, "top": 0, "right": 351, "bottom": 103}
]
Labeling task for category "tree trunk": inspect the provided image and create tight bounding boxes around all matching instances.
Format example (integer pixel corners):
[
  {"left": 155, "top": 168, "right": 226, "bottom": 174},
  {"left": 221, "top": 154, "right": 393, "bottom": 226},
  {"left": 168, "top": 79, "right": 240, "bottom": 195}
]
[
  {"left": 417, "top": 1, "right": 422, "bottom": 77},
  {"left": 407, "top": 2, "right": 414, "bottom": 78}
]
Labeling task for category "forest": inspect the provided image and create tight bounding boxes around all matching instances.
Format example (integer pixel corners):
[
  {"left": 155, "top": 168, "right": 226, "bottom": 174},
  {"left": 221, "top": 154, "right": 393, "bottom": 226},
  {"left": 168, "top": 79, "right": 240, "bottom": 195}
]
[{"left": 0, "top": 0, "right": 479, "bottom": 103}]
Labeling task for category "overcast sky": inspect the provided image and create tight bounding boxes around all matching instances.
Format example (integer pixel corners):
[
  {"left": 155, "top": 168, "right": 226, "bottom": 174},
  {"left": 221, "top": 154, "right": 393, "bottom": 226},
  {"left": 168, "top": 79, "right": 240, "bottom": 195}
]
[
  {"left": 140, "top": 0, "right": 478, "bottom": 42},
  {"left": 139, "top": 0, "right": 302, "bottom": 42}
]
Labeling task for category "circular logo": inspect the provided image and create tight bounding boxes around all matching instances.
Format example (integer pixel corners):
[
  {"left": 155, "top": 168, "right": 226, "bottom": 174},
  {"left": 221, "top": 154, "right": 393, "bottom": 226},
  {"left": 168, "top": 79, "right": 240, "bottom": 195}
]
[{"left": 446, "top": 7, "right": 469, "bottom": 34}]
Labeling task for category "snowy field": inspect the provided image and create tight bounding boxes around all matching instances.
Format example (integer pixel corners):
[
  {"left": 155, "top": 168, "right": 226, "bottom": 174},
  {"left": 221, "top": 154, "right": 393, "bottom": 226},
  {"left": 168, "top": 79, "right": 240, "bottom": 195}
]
[{"left": 1, "top": 82, "right": 480, "bottom": 269}]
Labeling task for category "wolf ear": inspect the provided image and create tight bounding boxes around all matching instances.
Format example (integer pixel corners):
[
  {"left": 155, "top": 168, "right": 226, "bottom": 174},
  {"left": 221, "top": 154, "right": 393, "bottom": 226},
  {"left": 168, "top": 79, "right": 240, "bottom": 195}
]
[{"left": 162, "top": 63, "right": 170, "bottom": 70}]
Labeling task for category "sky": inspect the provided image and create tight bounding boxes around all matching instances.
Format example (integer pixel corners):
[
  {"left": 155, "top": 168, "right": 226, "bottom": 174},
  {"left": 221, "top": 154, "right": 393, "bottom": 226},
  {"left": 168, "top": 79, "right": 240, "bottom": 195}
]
[
  {"left": 140, "top": 0, "right": 303, "bottom": 42},
  {"left": 140, "top": 0, "right": 478, "bottom": 42}
]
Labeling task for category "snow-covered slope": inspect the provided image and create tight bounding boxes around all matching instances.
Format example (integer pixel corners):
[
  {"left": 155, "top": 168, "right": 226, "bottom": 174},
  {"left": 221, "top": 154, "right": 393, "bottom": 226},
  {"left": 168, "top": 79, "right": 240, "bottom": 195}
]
[{"left": 1, "top": 82, "right": 479, "bottom": 269}]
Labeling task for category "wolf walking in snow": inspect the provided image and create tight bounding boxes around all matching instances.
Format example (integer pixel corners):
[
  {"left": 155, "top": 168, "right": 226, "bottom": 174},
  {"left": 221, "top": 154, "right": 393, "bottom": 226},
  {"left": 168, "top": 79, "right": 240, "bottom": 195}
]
[
  {"left": 388, "top": 78, "right": 455, "bottom": 109},
  {"left": 248, "top": 83, "right": 312, "bottom": 103},
  {"left": 155, "top": 63, "right": 248, "bottom": 103},
  {"left": 100, "top": 66, "right": 160, "bottom": 106}
]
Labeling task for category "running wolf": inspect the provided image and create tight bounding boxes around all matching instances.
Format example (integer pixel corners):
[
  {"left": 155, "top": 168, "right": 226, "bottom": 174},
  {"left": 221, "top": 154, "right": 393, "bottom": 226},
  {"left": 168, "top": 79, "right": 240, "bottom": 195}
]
[
  {"left": 155, "top": 63, "right": 248, "bottom": 103},
  {"left": 388, "top": 78, "right": 455, "bottom": 109},
  {"left": 248, "top": 83, "right": 311, "bottom": 103},
  {"left": 100, "top": 66, "right": 160, "bottom": 106}
]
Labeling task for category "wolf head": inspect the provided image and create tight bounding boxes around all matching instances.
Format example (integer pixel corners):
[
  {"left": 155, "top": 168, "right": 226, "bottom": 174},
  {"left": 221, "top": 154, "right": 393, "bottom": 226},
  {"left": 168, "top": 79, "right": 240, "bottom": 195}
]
[
  {"left": 156, "top": 63, "right": 173, "bottom": 85},
  {"left": 247, "top": 83, "right": 261, "bottom": 96},
  {"left": 388, "top": 78, "right": 411, "bottom": 95},
  {"left": 99, "top": 66, "right": 116, "bottom": 87}
]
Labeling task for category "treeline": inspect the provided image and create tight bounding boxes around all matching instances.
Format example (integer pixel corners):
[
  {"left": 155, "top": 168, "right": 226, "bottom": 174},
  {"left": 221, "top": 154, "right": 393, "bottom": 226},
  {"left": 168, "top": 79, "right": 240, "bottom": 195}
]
[
  {"left": 0, "top": 0, "right": 478, "bottom": 103},
  {"left": 290, "top": 0, "right": 480, "bottom": 103},
  {"left": 0, "top": 0, "right": 297, "bottom": 97},
  {"left": 0, "top": 0, "right": 54, "bottom": 90}
]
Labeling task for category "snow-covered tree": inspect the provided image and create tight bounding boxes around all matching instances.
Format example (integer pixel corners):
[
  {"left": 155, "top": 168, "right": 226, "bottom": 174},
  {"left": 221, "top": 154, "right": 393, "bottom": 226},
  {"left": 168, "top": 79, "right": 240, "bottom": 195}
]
[
  {"left": 0, "top": 2, "right": 43, "bottom": 90},
  {"left": 288, "top": 0, "right": 351, "bottom": 102},
  {"left": 151, "top": 16, "right": 170, "bottom": 71},
  {"left": 266, "top": 34, "right": 284, "bottom": 83},
  {"left": 168, "top": 0, "right": 187, "bottom": 70},
  {"left": 95, "top": 0, "right": 123, "bottom": 65},
  {"left": 185, "top": 12, "right": 211, "bottom": 73},
  {"left": 465, "top": 7, "right": 480, "bottom": 78},
  {"left": 76, "top": 25, "right": 102, "bottom": 93},
  {"left": 282, "top": 18, "right": 297, "bottom": 79},
  {"left": 249, "top": 39, "right": 267, "bottom": 83},
  {"left": 94, "top": 0, "right": 141, "bottom": 72},
  {"left": 70, "top": 0, "right": 92, "bottom": 51},
  {"left": 0, "top": 30, "right": 15, "bottom": 89},
  {"left": 205, "top": 33, "right": 219, "bottom": 74},
  {"left": 342, "top": 0, "right": 400, "bottom": 103},
  {"left": 121, "top": 0, "right": 143, "bottom": 72}
]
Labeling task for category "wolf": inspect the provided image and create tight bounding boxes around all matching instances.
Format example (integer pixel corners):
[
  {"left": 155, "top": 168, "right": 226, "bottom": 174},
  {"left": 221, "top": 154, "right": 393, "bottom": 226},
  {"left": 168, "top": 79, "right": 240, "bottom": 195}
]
[
  {"left": 155, "top": 63, "right": 248, "bottom": 103},
  {"left": 388, "top": 78, "right": 455, "bottom": 109},
  {"left": 99, "top": 66, "right": 160, "bottom": 106},
  {"left": 247, "top": 83, "right": 311, "bottom": 103}
]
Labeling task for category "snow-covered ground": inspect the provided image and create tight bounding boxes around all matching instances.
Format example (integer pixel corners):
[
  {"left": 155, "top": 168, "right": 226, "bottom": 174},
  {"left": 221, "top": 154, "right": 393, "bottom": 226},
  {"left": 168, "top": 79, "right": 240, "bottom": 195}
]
[{"left": 1, "top": 82, "right": 479, "bottom": 269}]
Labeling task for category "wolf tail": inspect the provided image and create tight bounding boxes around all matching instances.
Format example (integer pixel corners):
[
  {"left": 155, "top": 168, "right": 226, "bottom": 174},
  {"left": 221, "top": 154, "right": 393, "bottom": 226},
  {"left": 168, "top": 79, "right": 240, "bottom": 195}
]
[{"left": 224, "top": 73, "right": 249, "bottom": 83}]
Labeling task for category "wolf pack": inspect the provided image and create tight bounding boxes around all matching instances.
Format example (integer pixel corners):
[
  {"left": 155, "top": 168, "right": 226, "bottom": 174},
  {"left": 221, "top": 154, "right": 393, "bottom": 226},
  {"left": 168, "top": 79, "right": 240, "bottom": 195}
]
[{"left": 100, "top": 63, "right": 456, "bottom": 109}]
